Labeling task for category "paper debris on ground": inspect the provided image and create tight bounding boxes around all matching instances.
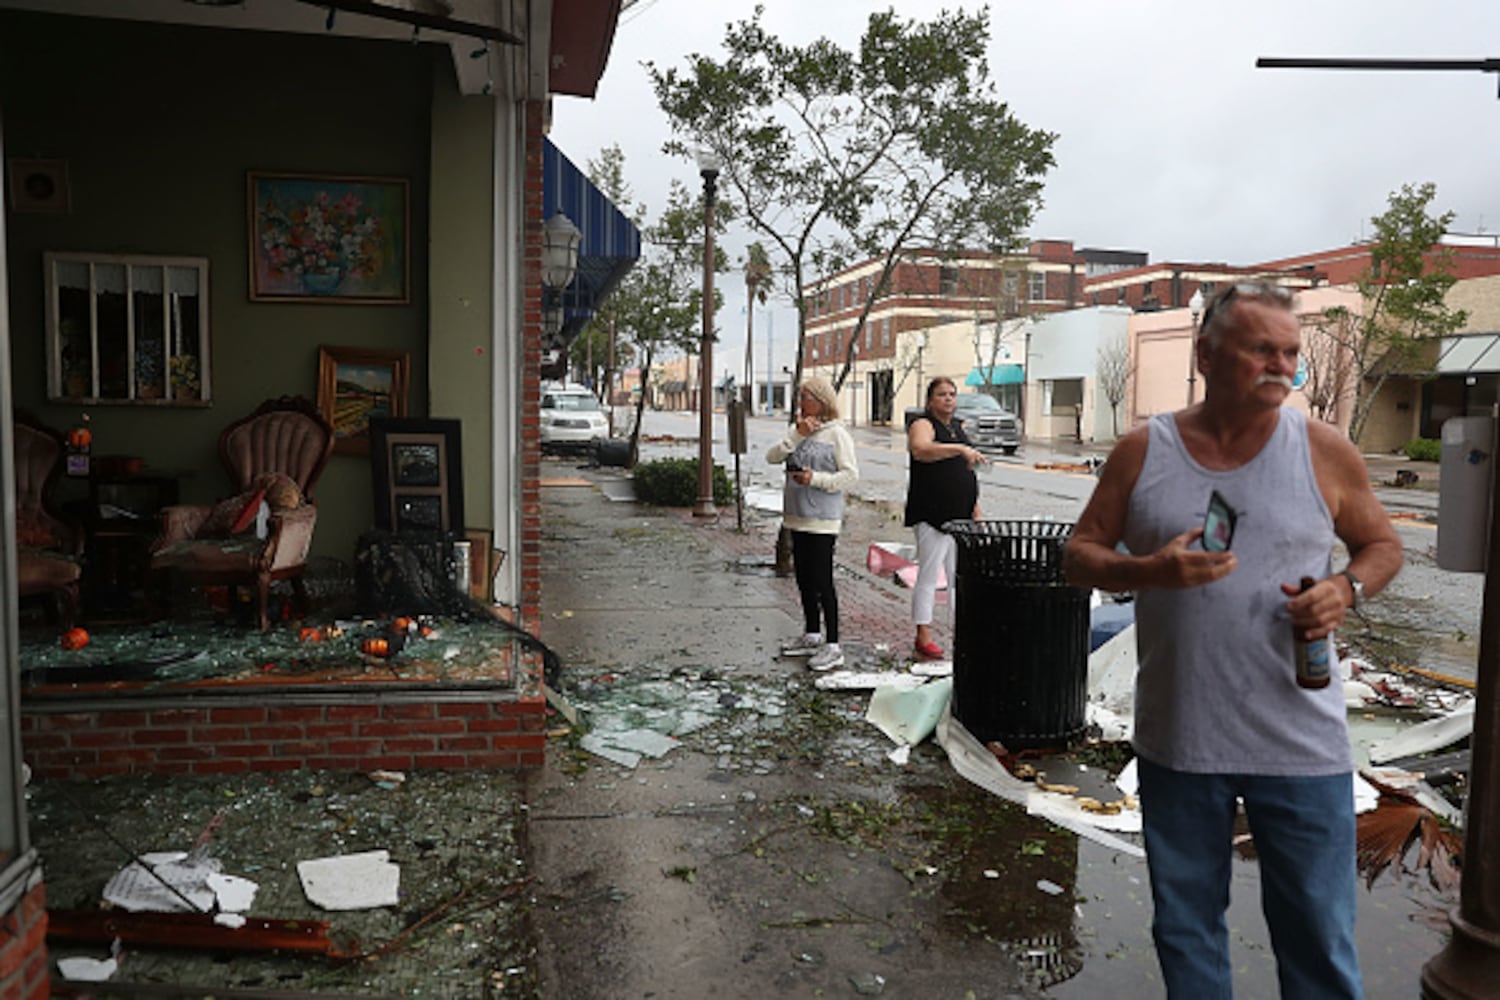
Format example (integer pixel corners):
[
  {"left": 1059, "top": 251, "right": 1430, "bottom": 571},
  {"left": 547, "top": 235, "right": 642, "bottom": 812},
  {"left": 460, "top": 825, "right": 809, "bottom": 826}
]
[
  {"left": 206, "top": 871, "right": 258, "bottom": 913},
  {"left": 814, "top": 670, "right": 926, "bottom": 691},
  {"left": 742, "top": 487, "right": 782, "bottom": 514},
  {"left": 1359, "top": 766, "right": 1464, "bottom": 827},
  {"left": 58, "top": 954, "right": 118, "bottom": 982},
  {"left": 103, "top": 851, "right": 219, "bottom": 913},
  {"left": 866, "top": 678, "right": 952, "bottom": 747},
  {"left": 936, "top": 708, "right": 1144, "bottom": 857},
  {"left": 1086, "top": 621, "right": 1137, "bottom": 716},
  {"left": 909, "top": 660, "right": 953, "bottom": 677},
  {"left": 297, "top": 850, "right": 400, "bottom": 910},
  {"left": 598, "top": 478, "right": 637, "bottom": 503},
  {"left": 1367, "top": 699, "right": 1475, "bottom": 764}
]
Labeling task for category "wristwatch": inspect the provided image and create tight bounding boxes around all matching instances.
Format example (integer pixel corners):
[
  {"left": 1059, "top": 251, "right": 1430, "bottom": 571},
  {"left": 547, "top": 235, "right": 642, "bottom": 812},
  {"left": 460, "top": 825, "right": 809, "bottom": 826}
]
[{"left": 1340, "top": 568, "right": 1364, "bottom": 610}]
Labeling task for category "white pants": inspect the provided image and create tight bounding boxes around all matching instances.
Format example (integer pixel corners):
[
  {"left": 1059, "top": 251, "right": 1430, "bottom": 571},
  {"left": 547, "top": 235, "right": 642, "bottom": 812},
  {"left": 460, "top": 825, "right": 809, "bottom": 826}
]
[{"left": 912, "top": 522, "right": 956, "bottom": 627}]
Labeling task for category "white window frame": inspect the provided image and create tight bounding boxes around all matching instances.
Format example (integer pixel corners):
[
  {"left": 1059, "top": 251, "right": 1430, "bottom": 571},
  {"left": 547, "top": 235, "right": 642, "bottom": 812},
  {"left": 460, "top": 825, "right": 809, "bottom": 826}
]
[
  {"left": 45, "top": 251, "right": 212, "bottom": 406},
  {"left": 1029, "top": 270, "right": 1046, "bottom": 302}
]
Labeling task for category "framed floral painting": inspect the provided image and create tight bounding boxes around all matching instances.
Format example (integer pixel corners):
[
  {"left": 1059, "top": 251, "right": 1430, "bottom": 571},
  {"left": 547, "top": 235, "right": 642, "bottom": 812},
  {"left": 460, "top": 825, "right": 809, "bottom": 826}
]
[{"left": 248, "top": 171, "right": 409, "bottom": 304}]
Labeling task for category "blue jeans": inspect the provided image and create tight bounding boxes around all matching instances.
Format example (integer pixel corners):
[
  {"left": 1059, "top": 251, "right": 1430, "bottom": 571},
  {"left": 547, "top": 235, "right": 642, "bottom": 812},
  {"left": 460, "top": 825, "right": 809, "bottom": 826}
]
[{"left": 1137, "top": 757, "right": 1363, "bottom": 999}]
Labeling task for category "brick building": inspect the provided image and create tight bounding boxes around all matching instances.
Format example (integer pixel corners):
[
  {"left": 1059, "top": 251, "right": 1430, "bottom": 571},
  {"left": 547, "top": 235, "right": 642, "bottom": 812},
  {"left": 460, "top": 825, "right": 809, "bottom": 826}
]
[{"left": 799, "top": 241, "right": 1146, "bottom": 424}]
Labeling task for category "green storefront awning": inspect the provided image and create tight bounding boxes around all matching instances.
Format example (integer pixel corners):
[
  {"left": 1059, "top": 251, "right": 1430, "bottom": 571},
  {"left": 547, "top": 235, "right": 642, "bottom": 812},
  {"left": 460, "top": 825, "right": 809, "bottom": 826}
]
[{"left": 966, "top": 364, "right": 1024, "bottom": 387}]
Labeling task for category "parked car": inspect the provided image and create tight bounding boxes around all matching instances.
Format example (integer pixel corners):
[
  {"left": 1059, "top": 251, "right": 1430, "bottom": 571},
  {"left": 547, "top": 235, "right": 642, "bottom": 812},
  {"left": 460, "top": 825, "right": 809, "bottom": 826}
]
[
  {"left": 540, "top": 387, "right": 609, "bottom": 451},
  {"left": 953, "top": 392, "right": 1022, "bottom": 454}
]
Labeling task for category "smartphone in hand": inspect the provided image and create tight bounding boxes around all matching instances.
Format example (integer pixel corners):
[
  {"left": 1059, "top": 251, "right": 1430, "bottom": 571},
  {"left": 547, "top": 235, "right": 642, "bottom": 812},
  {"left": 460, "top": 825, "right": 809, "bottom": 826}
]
[{"left": 1202, "top": 490, "right": 1236, "bottom": 552}]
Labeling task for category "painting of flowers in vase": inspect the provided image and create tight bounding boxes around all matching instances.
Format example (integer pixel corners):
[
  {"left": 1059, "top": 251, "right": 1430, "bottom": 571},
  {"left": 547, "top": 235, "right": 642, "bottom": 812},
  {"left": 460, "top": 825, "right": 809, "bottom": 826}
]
[{"left": 248, "top": 172, "right": 409, "bottom": 304}]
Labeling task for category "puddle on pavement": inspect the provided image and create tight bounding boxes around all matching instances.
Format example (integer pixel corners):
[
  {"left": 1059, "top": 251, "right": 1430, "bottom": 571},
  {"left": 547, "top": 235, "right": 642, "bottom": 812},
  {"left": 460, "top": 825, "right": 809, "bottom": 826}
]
[
  {"left": 29, "top": 768, "right": 536, "bottom": 996},
  {"left": 560, "top": 669, "right": 1462, "bottom": 997}
]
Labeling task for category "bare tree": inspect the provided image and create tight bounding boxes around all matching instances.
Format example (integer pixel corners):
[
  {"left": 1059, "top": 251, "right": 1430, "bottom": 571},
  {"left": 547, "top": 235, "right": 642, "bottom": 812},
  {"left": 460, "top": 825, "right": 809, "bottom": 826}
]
[
  {"left": 1096, "top": 331, "right": 1132, "bottom": 439},
  {"left": 1301, "top": 311, "right": 1353, "bottom": 424}
]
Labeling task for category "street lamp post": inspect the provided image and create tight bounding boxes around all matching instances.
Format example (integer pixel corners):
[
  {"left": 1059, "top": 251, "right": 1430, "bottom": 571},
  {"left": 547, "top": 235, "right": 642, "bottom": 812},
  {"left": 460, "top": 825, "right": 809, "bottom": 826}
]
[
  {"left": 694, "top": 149, "right": 722, "bottom": 518},
  {"left": 541, "top": 212, "right": 582, "bottom": 371},
  {"left": 1187, "top": 287, "right": 1204, "bottom": 406}
]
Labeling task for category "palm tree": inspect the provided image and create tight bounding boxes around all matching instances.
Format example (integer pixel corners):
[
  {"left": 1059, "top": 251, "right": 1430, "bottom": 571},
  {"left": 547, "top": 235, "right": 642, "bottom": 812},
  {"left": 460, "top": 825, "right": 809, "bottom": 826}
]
[{"left": 743, "top": 242, "right": 773, "bottom": 414}]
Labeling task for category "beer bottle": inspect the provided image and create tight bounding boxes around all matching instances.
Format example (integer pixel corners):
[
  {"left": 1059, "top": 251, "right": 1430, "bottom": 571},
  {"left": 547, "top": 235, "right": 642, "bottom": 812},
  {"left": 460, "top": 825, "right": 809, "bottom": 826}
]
[{"left": 1294, "top": 576, "right": 1332, "bottom": 689}]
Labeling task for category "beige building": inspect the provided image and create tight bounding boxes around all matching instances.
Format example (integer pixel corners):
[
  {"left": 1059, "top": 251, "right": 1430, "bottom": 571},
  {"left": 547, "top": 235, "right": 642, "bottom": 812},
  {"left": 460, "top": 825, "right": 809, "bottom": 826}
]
[{"left": 1126, "top": 286, "right": 1363, "bottom": 437}]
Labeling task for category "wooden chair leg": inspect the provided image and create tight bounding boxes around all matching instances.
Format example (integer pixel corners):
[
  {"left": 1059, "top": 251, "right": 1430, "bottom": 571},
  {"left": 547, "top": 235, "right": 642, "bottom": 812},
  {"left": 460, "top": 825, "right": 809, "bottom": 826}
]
[
  {"left": 256, "top": 573, "right": 272, "bottom": 632},
  {"left": 289, "top": 576, "right": 310, "bottom": 618},
  {"left": 58, "top": 582, "right": 79, "bottom": 631}
]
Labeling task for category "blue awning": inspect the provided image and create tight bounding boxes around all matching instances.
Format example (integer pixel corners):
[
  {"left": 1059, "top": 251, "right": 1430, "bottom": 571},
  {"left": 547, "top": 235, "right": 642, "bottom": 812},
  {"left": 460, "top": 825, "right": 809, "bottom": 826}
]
[
  {"left": 966, "top": 364, "right": 1024, "bottom": 387},
  {"left": 542, "top": 139, "right": 641, "bottom": 339}
]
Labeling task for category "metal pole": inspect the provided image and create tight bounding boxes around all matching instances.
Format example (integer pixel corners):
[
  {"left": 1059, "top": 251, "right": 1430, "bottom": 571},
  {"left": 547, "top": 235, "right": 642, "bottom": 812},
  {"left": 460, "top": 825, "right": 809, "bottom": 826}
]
[
  {"left": 694, "top": 166, "right": 719, "bottom": 518},
  {"left": 1422, "top": 426, "right": 1500, "bottom": 996},
  {"left": 744, "top": 291, "right": 755, "bottom": 416},
  {"left": 1187, "top": 311, "right": 1200, "bottom": 406}
]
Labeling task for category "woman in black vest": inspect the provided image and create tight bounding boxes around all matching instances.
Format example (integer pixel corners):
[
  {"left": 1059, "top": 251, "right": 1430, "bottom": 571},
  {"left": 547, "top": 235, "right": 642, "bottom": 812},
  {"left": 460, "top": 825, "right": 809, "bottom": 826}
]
[{"left": 904, "top": 377, "right": 986, "bottom": 659}]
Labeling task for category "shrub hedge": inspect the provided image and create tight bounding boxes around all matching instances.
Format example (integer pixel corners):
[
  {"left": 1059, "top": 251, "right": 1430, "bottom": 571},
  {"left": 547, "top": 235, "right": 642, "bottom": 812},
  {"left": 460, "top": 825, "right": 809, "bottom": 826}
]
[
  {"left": 1402, "top": 437, "right": 1441, "bottom": 462},
  {"left": 633, "top": 458, "right": 734, "bottom": 507}
]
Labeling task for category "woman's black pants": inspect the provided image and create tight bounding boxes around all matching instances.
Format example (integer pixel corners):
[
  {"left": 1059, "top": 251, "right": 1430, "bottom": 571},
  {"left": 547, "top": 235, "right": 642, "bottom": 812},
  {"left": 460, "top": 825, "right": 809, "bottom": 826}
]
[{"left": 790, "top": 530, "right": 838, "bottom": 643}]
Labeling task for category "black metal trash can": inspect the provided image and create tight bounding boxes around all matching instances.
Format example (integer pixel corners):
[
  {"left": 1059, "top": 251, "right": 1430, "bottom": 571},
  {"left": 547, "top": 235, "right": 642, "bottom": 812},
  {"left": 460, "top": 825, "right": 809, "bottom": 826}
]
[{"left": 945, "top": 519, "right": 1090, "bottom": 750}]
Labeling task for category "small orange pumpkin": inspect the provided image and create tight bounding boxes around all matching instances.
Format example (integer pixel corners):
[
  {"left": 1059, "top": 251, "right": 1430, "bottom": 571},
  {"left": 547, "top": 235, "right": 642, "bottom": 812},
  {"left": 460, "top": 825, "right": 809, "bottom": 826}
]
[
  {"left": 299, "top": 627, "right": 323, "bottom": 643},
  {"left": 392, "top": 616, "right": 414, "bottom": 633},
  {"left": 60, "top": 627, "right": 90, "bottom": 651},
  {"left": 66, "top": 427, "right": 92, "bottom": 450},
  {"left": 361, "top": 637, "right": 389, "bottom": 657}
]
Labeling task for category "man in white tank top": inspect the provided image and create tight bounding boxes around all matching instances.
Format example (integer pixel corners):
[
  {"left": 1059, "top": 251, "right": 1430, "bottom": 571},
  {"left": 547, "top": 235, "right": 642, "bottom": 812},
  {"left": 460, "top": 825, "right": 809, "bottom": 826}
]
[{"left": 1063, "top": 283, "right": 1403, "bottom": 998}]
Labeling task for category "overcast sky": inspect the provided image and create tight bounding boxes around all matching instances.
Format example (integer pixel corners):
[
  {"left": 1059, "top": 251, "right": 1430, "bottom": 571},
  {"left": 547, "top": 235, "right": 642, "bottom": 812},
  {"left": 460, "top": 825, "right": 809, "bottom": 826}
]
[{"left": 550, "top": 0, "right": 1500, "bottom": 379}]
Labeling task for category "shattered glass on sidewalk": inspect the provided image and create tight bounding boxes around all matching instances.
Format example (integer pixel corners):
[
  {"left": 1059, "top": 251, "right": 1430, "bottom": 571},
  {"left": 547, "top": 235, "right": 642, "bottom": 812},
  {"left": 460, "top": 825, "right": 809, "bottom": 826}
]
[{"left": 30, "top": 768, "right": 537, "bottom": 997}]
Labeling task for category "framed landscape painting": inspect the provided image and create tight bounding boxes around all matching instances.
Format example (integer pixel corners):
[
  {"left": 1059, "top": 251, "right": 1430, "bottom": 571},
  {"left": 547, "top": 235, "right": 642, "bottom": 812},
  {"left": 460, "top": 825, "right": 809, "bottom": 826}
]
[
  {"left": 248, "top": 171, "right": 409, "bottom": 304},
  {"left": 317, "top": 346, "right": 410, "bottom": 456}
]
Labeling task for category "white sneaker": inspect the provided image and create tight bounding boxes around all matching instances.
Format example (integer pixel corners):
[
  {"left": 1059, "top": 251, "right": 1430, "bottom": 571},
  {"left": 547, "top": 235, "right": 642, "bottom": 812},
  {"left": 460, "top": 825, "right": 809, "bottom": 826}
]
[
  {"left": 807, "top": 644, "right": 844, "bottom": 671},
  {"left": 781, "top": 633, "right": 823, "bottom": 657}
]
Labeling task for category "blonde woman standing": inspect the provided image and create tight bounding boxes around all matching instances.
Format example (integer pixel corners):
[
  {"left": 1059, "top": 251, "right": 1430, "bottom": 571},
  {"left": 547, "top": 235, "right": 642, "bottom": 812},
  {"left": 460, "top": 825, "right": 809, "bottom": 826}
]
[{"left": 766, "top": 376, "right": 860, "bottom": 670}]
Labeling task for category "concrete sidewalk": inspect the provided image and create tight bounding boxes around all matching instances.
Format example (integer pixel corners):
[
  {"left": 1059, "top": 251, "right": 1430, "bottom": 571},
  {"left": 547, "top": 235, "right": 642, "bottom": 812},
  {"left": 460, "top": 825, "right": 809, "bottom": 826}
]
[{"left": 528, "top": 459, "right": 1450, "bottom": 1000}]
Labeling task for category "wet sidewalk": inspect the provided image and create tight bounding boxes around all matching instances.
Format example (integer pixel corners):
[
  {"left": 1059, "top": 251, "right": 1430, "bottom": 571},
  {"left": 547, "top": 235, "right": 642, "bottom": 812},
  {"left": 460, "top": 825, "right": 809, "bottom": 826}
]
[
  {"left": 21, "top": 448, "right": 1454, "bottom": 997},
  {"left": 528, "top": 460, "right": 1454, "bottom": 999}
]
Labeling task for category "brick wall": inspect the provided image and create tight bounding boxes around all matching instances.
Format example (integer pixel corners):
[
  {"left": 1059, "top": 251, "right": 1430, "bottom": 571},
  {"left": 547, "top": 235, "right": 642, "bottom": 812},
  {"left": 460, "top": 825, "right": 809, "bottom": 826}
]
[
  {"left": 22, "top": 695, "right": 545, "bottom": 779},
  {"left": 0, "top": 881, "right": 48, "bottom": 1000}
]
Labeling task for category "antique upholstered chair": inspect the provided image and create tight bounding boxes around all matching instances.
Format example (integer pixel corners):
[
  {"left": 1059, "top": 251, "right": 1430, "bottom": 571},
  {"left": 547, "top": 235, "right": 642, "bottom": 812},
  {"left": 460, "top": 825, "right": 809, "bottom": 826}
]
[
  {"left": 12, "top": 411, "right": 84, "bottom": 627},
  {"left": 149, "top": 396, "right": 334, "bottom": 630}
]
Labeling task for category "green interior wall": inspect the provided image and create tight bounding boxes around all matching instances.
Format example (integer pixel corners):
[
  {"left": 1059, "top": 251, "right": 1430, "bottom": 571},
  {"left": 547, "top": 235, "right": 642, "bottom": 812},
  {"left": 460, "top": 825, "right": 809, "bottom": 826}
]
[
  {"left": 427, "top": 59, "right": 496, "bottom": 538},
  {"left": 1, "top": 10, "right": 436, "bottom": 563}
]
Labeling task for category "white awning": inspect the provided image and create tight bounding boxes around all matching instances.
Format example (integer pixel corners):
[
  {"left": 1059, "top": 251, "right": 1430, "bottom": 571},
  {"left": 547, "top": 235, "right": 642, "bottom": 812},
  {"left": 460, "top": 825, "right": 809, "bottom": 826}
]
[{"left": 1437, "top": 334, "right": 1500, "bottom": 374}]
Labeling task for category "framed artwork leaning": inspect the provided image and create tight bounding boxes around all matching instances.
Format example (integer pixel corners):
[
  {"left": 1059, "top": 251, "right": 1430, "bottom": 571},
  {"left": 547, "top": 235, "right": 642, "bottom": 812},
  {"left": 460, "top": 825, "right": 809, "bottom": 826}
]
[
  {"left": 317, "top": 346, "right": 409, "bottom": 456},
  {"left": 370, "top": 417, "right": 464, "bottom": 535}
]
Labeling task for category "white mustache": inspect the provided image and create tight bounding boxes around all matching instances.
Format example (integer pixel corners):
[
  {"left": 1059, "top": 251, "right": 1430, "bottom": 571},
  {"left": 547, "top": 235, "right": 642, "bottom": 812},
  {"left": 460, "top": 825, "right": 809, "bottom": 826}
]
[{"left": 1256, "top": 374, "right": 1295, "bottom": 390}]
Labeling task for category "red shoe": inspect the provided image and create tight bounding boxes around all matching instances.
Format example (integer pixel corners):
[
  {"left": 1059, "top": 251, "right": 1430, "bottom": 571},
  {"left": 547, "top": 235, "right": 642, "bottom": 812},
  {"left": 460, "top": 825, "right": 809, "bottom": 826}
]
[{"left": 915, "top": 638, "right": 944, "bottom": 659}]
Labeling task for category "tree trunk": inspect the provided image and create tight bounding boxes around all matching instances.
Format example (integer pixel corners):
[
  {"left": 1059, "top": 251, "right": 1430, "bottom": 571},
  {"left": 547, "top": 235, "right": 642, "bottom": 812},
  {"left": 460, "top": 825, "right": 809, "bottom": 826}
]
[{"left": 628, "top": 343, "right": 655, "bottom": 468}]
